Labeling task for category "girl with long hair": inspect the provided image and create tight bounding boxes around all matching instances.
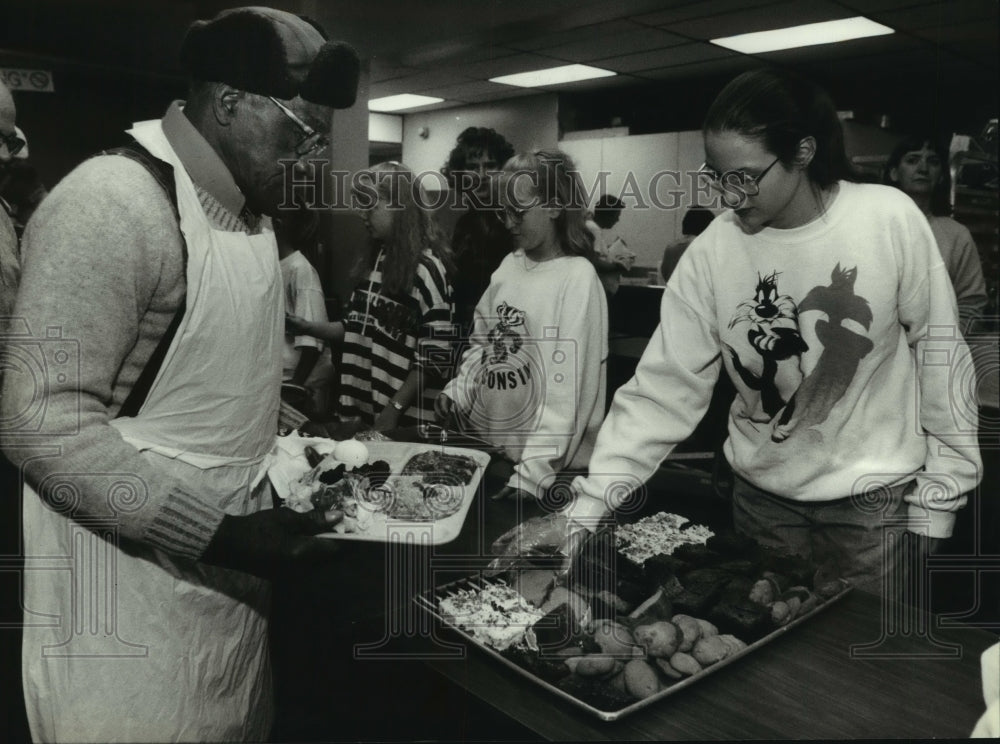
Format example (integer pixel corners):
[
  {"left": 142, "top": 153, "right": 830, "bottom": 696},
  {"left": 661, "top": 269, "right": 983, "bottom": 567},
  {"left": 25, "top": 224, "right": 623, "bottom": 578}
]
[
  {"left": 499, "top": 69, "right": 981, "bottom": 594},
  {"left": 290, "top": 161, "right": 454, "bottom": 432},
  {"left": 437, "top": 149, "right": 608, "bottom": 500}
]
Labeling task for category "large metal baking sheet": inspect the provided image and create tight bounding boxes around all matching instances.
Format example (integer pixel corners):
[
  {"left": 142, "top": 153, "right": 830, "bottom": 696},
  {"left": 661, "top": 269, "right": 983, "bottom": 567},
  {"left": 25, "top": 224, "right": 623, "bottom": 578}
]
[{"left": 415, "top": 574, "right": 852, "bottom": 722}]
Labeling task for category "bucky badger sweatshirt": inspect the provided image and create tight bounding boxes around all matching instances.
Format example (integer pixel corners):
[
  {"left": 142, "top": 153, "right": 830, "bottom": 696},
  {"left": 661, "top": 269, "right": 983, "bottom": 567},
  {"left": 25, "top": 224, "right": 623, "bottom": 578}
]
[{"left": 444, "top": 250, "right": 608, "bottom": 497}]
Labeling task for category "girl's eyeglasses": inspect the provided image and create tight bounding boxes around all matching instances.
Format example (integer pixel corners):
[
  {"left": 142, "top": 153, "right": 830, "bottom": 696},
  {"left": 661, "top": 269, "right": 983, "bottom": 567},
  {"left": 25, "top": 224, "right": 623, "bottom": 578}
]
[
  {"left": 495, "top": 199, "right": 540, "bottom": 225},
  {"left": 267, "top": 96, "right": 330, "bottom": 158},
  {"left": 698, "top": 156, "right": 781, "bottom": 208}
]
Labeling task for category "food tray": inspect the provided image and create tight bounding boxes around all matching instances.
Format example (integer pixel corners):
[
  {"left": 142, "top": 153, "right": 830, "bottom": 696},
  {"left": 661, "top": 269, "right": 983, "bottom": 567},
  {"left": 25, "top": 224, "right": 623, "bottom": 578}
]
[
  {"left": 414, "top": 574, "right": 852, "bottom": 722},
  {"left": 272, "top": 437, "right": 490, "bottom": 545}
]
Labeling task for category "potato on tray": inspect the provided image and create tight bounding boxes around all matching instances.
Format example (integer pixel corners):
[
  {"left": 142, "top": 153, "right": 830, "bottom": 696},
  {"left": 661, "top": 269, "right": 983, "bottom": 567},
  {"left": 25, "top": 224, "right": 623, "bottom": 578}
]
[{"left": 430, "top": 514, "right": 851, "bottom": 715}]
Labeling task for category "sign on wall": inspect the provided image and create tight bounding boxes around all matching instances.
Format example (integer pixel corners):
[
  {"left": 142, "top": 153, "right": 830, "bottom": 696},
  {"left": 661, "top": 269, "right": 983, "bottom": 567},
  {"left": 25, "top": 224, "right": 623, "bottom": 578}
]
[{"left": 1, "top": 68, "right": 55, "bottom": 93}]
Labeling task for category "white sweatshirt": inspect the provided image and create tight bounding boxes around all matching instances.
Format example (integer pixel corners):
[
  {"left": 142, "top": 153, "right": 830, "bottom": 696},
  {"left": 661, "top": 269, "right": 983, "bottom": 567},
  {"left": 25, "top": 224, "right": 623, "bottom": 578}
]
[
  {"left": 570, "top": 182, "right": 982, "bottom": 538},
  {"left": 445, "top": 250, "right": 608, "bottom": 496}
]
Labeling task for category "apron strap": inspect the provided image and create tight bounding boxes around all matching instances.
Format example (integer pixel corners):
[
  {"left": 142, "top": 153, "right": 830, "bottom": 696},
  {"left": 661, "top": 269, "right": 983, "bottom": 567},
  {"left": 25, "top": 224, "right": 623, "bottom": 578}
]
[{"left": 102, "top": 141, "right": 189, "bottom": 420}]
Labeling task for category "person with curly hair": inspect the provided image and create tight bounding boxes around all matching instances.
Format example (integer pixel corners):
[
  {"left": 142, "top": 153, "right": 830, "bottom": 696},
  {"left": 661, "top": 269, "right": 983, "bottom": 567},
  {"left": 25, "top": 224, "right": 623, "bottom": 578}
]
[{"left": 442, "top": 126, "right": 516, "bottom": 336}]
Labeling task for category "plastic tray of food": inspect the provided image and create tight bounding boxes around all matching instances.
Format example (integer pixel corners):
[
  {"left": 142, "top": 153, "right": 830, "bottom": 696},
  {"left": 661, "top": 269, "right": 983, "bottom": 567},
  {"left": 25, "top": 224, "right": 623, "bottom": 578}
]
[
  {"left": 414, "top": 516, "right": 852, "bottom": 721},
  {"left": 270, "top": 434, "right": 491, "bottom": 545}
]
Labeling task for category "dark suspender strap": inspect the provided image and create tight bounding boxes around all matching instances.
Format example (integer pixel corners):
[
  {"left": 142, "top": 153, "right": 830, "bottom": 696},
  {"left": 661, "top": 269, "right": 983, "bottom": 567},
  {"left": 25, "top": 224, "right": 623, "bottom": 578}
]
[{"left": 103, "top": 141, "right": 188, "bottom": 420}]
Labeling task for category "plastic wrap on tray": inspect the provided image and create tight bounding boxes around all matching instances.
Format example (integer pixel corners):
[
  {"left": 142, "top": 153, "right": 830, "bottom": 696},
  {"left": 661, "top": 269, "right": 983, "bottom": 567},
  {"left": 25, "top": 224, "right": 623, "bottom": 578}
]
[{"left": 421, "top": 515, "right": 852, "bottom": 720}]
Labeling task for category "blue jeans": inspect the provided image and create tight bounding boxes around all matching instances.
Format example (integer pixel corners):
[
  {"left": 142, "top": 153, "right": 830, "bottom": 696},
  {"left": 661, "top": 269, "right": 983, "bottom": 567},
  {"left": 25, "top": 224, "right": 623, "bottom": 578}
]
[{"left": 732, "top": 476, "right": 910, "bottom": 594}]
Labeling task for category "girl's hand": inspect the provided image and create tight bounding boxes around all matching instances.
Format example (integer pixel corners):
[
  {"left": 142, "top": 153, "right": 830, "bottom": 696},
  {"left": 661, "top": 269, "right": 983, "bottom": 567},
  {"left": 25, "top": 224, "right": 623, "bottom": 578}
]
[
  {"left": 373, "top": 404, "right": 402, "bottom": 432},
  {"left": 486, "top": 512, "right": 591, "bottom": 576},
  {"left": 285, "top": 313, "right": 308, "bottom": 335},
  {"left": 434, "top": 393, "right": 455, "bottom": 424}
]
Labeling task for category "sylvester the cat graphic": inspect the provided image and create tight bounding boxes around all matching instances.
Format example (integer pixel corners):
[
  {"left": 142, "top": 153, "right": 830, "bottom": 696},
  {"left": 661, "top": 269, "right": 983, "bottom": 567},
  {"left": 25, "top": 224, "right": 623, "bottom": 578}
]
[{"left": 726, "top": 271, "right": 808, "bottom": 418}]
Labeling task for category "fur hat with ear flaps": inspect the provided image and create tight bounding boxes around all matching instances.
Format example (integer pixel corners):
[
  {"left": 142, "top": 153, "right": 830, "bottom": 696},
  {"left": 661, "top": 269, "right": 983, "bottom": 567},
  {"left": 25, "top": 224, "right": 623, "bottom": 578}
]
[{"left": 180, "top": 6, "right": 360, "bottom": 109}]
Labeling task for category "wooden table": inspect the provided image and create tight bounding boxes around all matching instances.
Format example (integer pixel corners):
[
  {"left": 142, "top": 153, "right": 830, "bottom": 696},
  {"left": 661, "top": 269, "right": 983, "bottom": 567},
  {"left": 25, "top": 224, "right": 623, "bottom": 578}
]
[
  {"left": 268, "top": 429, "right": 997, "bottom": 741},
  {"left": 418, "top": 589, "right": 997, "bottom": 740}
]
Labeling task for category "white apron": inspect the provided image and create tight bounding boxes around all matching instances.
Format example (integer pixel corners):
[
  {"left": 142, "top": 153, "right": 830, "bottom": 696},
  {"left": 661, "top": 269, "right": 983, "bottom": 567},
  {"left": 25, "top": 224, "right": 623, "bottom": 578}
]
[{"left": 21, "top": 119, "right": 283, "bottom": 743}]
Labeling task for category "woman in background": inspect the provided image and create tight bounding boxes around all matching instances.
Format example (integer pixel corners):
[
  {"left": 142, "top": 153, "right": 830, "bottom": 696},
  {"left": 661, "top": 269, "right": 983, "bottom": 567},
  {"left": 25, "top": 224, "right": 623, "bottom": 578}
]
[
  {"left": 586, "top": 194, "right": 637, "bottom": 297},
  {"left": 884, "top": 134, "right": 988, "bottom": 334},
  {"left": 437, "top": 150, "right": 608, "bottom": 501},
  {"left": 660, "top": 206, "right": 715, "bottom": 284},
  {"left": 442, "top": 127, "right": 516, "bottom": 337}
]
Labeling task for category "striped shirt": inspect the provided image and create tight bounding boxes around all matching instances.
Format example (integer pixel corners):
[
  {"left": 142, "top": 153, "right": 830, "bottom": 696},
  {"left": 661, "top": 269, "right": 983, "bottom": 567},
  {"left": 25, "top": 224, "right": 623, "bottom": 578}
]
[{"left": 338, "top": 250, "right": 454, "bottom": 427}]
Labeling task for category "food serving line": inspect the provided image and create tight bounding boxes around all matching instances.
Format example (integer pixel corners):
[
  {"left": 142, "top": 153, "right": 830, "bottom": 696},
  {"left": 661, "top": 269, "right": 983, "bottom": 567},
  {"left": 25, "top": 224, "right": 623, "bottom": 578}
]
[{"left": 267, "top": 427, "right": 997, "bottom": 741}]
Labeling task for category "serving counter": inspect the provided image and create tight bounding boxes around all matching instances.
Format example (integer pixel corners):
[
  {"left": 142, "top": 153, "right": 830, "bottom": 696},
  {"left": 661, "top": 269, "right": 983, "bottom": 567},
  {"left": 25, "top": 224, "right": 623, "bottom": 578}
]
[{"left": 268, "top": 429, "right": 997, "bottom": 741}]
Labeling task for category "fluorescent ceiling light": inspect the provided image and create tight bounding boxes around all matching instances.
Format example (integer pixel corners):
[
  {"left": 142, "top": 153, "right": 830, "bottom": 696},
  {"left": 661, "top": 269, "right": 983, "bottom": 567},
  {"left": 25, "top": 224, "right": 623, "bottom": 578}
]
[
  {"left": 490, "top": 64, "right": 616, "bottom": 88},
  {"left": 711, "top": 17, "right": 894, "bottom": 54},
  {"left": 368, "top": 94, "right": 444, "bottom": 112}
]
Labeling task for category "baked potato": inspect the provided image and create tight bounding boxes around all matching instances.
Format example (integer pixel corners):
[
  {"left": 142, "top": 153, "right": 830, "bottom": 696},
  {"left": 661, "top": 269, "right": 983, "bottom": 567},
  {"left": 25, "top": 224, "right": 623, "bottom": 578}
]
[
  {"left": 623, "top": 659, "right": 661, "bottom": 699},
  {"left": 633, "top": 621, "right": 681, "bottom": 659}
]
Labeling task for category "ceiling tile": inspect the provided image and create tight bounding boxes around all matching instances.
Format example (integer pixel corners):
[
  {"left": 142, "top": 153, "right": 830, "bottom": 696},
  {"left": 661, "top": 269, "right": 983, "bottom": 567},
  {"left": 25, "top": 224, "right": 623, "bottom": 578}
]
[
  {"left": 543, "top": 26, "right": 689, "bottom": 62},
  {"left": 908, "top": 20, "right": 1000, "bottom": 45},
  {"left": 870, "top": 0, "right": 998, "bottom": 30},
  {"left": 369, "top": 70, "right": 476, "bottom": 98},
  {"left": 664, "top": 0, "right": 853, "bottom": 40},
  {"left": 632, "top": 0, "right": 780, "bottom": 28},
  {"left": 457, "top": 52, "right": 574, "bottom": 79},
  {"left": 633, "top": 56, "right": 757, "bottom": 81},
  {"left": 509, "top": 19, "right": 640, "bottom": 51},
  {"left": 796, "top": 49, "right": 983, "bottom": 79},
  {"left": 368, "top": 58, "right": 420, "bottom": 83},
  {"left": 596, "top": 42, "right": 735, "bottom": 73},
  {"left": 832, "top": 0, "right": 940, "bottom": 11},
  {"left": 401, "top": 38, "right": 523, "bottom": 67},
  {"left": 419, "top": 80, "right": 521, "bottom": 102},
  {"left": 754, "top": 33, "right": 922, "bottom": 63},
  {"left": 943, "top": 41, "right": 1000, "bottom": 69},
  {"left": 540, "top": 74, "right": 647, "bottom": 93},
  {"left": 389, "top": 99, "right": 467, "bottom": 114}
]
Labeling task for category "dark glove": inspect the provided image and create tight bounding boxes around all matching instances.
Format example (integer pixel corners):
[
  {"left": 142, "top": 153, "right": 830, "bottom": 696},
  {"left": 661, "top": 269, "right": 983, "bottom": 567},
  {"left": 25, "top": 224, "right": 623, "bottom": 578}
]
[{"left": 201, "top": 507, "right": 343, "bottom": 580}]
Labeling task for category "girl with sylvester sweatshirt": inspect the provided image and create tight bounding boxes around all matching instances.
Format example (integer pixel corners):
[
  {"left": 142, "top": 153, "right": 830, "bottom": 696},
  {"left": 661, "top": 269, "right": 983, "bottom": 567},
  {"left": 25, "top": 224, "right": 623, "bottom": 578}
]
[
  {"left": 497, "top": 69, "right": 981, "bottom": 593},
  {"left": 437, "top": 150, "right": 608, "bottom": 501}
]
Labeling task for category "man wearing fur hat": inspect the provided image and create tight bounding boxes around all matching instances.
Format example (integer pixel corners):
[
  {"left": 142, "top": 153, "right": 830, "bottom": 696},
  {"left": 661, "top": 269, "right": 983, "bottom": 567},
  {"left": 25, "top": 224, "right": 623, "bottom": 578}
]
[{"left": 0, "top": 8, "right": 359, "bottom": 742}]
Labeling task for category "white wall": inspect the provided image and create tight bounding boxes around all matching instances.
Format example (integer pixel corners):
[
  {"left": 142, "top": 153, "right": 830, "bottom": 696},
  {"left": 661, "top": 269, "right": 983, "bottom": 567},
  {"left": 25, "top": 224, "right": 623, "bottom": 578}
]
[
  {"left": 325, "top": 60, "right": 373, "bottom": 302},
  {"left": 400, "top": 94, "right": 559, "bottom": 180},
  {"left": 369, "top": 112, "right": 402, "bottom": 143},
  {"left": 561, "top": 130, "right": 714, "bottom": 269}
]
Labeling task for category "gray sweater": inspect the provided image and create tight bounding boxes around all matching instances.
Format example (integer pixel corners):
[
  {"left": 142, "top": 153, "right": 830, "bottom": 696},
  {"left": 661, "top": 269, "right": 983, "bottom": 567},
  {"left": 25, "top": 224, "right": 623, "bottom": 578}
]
[
  {"left": 0, "top": 154, "right": 226, "bottom": 559},
  {"left": 0, "top": 205, "right": 16, "bottom": 322}
]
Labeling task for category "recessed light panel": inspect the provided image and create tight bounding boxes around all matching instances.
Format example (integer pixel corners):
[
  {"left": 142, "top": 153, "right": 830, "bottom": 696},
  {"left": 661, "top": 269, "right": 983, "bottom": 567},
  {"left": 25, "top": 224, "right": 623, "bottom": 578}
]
[
  {"left": 490, "top": 64, "right": 616, "bottom": 87},
  {"left": 711, "top": 17, "right": 894, "bottom": 55},
  {"left": 368, "top": 94, "right": 445, "bottom": 112}
]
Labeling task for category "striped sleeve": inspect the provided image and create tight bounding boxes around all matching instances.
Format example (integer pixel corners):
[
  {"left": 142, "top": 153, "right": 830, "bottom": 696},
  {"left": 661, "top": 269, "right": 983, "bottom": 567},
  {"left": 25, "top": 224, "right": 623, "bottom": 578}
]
[{"left": 414, "top": 255, "right": 455, "bottom": 382}]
